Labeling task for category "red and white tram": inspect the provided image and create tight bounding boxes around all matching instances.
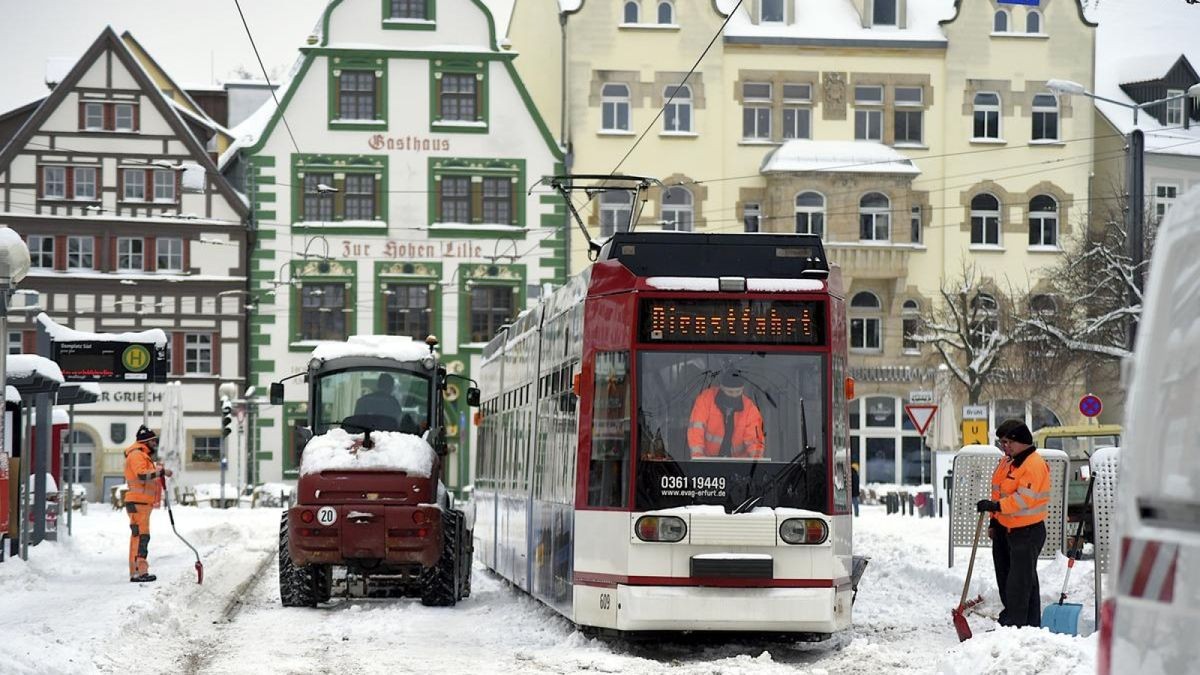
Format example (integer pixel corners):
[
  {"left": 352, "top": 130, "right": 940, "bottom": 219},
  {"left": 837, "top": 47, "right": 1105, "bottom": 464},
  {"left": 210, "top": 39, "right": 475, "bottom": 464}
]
[{"left": 473, "top": 232, "right": 862, "bottom": 635}]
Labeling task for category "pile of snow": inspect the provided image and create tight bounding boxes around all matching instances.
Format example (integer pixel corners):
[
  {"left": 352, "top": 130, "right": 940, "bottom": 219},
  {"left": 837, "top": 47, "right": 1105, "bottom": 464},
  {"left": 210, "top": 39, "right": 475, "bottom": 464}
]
[
  {"left": 6, "top": 354, "right": 64, "bottom": 383},
  {"left": 645, "top": 278, "right": 827, "bottom": 292},
  {"left": 190, "top": 483, "right": 242, "bottom": 503},
  {"left": 36, "top": 312, "right": 168, "bottom": 347},
  {"left": 5, "top": 385, "right": 19, "bottom": 403},
  {"left": 762, "top": 140, "right": 921, "bottom": 175},
  {"left": 300, "top": 428, "right": 435, "bottom": 477},
  {"left": 310, "top": 334, "right": 434, "bottom": 364}
]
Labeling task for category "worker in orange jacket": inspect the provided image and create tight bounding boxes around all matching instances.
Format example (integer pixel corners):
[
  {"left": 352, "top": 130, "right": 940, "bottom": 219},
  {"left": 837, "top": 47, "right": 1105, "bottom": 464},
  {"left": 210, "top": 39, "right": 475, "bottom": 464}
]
[
  {"left": 688, "top": 370, "right": 765, "bottom": 459},
  {"left": 124, "top": 425, "right": 172, "bottom": 582},
  {"left": 977, "top": 419, "right": 1051, "bottom": 627}
]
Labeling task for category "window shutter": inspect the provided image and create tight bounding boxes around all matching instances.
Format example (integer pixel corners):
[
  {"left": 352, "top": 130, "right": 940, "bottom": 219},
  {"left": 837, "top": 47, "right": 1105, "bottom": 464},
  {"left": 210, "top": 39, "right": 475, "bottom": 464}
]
[
  {"left": 175, "top": 168, "right": 182, "bottom": 203},
  {"left": 117, "top": 169, "right": 124, "bottom": 203},
  {"left": 182, "top": 239, "right": 191, "bottom": 272},
  {"left": 103, "top": 103, "right": 114, "bottom": 131},
  {"left": 77, "top": 102, "right": 84, "bottom": 130},
  {"left": 108, "top": 236, "right": 117, "bottom": 272},
  {"left": 470, "top": 177, "right": 482, "bottom": 223},
  {"left": 22, "top": 330, "right": 36, "bottom": 353},
  {"left": 210, "top": 332, "right": 221, "bottom": 375},
  {"left": 374, "top": 73, "right": 383, "bottom": 120},
  {"left": 146, "top": 236, "right": 157, "bottom": 272},
  {"left": 36, "top": 166, "right": 43, "bottom": 198},
  {"left": 434, "top": 76, "right": 443, "bottom": 121},
  {"left": 334, "top": 175, "right": 346, "bottom": 221},
  {"left": 171, "top": 332, "right": 184, "bottom": 375},
  {"left": 434, "top": 177, "right": 443, "bottom": 221},
  {"left": 65, "top": 168, "right": 74, "bottom": 200},
  {"left": 144, "top": 169, "right": 153, "bottom": 201},
  {"left": 54, "top": 235, "right": 67, "bottom": 270},
  {"left": 92, "top": 236, "right": 101, "bottom": 270},
  {"left": 133, "top": 103, "right": 140, "bottom": 132},
  {"left": 510, "top": 179, "right": 519, "bottom": 225},
  {"left": 374, "top": 173, "right": 383, "bottom": 219}
]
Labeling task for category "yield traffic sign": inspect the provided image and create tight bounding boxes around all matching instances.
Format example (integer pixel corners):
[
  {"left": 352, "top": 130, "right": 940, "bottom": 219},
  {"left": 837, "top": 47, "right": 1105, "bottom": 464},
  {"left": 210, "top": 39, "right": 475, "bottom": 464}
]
[{"left": 904, "top": 404, "right": 938, "bottom": 435}]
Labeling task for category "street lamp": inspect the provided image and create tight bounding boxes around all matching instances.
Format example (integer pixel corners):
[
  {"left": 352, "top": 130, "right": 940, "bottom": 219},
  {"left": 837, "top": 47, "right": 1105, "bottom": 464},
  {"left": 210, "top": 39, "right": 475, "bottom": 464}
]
[{"left": 1046, "top": 79, "right": 1200, "bottom": 347}]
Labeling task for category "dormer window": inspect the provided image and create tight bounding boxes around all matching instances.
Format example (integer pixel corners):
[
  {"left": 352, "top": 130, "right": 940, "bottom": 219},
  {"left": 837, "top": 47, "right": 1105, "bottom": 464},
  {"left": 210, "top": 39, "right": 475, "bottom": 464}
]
[
  {"left": 1166, "top": 89, "right": 1185, "bottom": 126},
  {"left": 114, "top": 104, "right": 134, "bottom": 131},
  {"left": 760, "top": 0, "right": 784, "bottom": 23},
  {"left": 83, "top": 103, "right": 103, "bottom": 130},
  {"left": 873, "top": 0, "right": 897, "bottom": 26},
  {"left": 77, "top": 100, "right": 139, "bottom": 132},
  {"left": 623, "top": 1, "right": 639, "bottom": 23},
  {"left": 994, "top": 9, "right": 1009, "bottom": 33}
]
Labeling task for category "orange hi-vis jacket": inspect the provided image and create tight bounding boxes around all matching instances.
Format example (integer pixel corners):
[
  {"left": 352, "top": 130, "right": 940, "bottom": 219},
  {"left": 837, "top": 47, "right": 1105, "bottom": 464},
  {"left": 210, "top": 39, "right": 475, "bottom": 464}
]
[
  {"left": 124, "top": 442, "right": 162, "bottom": 505},
  {"left": 687, "top": 387, "right": 765, "bottom": 459},
  {"left": 989, "top": 447, "right": 1052, "bottom": 530}
]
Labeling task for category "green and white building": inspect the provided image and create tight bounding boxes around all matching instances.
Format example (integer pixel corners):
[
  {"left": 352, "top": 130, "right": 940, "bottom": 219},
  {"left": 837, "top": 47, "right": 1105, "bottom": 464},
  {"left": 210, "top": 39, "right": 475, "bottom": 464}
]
[{"left": 239, "top": 0, "right": 565, "bottom": 491}]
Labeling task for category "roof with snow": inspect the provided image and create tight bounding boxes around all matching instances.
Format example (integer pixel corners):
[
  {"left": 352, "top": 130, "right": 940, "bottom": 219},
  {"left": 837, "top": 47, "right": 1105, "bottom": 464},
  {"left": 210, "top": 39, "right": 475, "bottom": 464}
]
[
  {"left": 37, "top": 312, "right": 168, "bottom": 347},
  {"left": 761, "top": 140, "right": 921, "bottom": 175},
  {"left": 6, "top": 385, "right": 19, "bottom": 404},
  {"left": 7, "top": 354, "right": 65, "bottom": 389},
  {"left": 300, "top": 428, "right": 436, "bottom": 477},
  {"left": 721, "top": 0, "right": 956, "bottom": 45}
]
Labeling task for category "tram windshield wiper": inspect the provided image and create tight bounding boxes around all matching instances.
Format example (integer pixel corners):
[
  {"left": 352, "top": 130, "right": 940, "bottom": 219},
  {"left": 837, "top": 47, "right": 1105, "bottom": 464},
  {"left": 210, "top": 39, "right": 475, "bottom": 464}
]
[{"left": 732, "top": 399, "right": 814, "bottom": 514}]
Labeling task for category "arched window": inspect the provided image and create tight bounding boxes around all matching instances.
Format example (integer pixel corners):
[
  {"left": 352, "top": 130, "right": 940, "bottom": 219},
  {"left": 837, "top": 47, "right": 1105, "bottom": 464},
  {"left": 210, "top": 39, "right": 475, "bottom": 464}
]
[
  {"left": 1026, "top": 9, "right": 1042, "bottom": 34},
  {"left": 1032, "top": 93, "right": 1059, "bottom": 141},
  {"left": 970, "top": 292, "right": 999, "bottom": 348},
  {"left": 859, "top": 192, "right": 891, "bottom": 241},
  {"left": 601, "top": 83, "right": 630, "bottom": 131},
  {"left": 657, "top": 0, "right": 673, "bottom": 24},
  {"left": 901, "top": 299, "right": 921, "bottom": 354},
  {"left": 973, "top": 92, "right": 1001, "bottom": 139},
  {"left": 970, "top": 193, "right": 1001, "bottom": 245},
  {"left": 661, "top": 186, "right": 693, "bottom": 231},
  {"left": 994, "top": 9, "right": 1009, "bottom": 32},
  {"left": 599, "top": 190, "right": 633, "bottom": 237},
  {"left": 850, "top": 291, "right": 882, "bottom": 351},
  {"left": 794, "top": 191, "right": 826, "bottom": 237},
  {"left": 63, "top": 429, "right": 96, "bottom": 485},
  {"left": 1028, "top": 194, "right": 1058, "bottom": 247},
  {"left": 1030, "top": 293, "right": 1056, "bottom": 314},
  {"left": 663, "top": 84, "right": 692, "bottom": 132},
  {"left": 623, "top": 0, "right": 639, "bottom": 23}
]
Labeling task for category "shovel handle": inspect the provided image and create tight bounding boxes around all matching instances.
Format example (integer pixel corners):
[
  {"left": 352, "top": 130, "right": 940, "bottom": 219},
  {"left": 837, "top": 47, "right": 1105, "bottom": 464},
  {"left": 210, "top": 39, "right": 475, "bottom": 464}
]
[{"left": 961, "top": 512, "right": 987, "bottom": 608}]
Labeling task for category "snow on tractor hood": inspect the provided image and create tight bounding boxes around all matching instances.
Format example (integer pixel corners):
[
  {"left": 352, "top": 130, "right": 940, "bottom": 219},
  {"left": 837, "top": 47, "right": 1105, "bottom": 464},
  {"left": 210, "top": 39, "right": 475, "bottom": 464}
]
[{"left": 300, "top": 428, "right": 435, "bottom": 478}]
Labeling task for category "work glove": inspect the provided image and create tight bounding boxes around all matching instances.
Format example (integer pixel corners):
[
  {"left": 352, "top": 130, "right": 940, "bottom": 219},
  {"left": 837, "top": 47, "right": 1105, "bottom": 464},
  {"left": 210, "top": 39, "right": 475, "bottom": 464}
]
[{"left": 976, "top": 499, "right": 1000, "bottom": 513}]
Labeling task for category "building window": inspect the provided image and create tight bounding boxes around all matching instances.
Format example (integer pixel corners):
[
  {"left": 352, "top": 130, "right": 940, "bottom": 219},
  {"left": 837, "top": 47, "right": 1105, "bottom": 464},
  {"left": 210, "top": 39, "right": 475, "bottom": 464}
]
[
  {"left": 338, "top": 71, "right": 378, "bottom": 120},
  {"left": 970, "top": 293, "right": 999, "bottom": 349},
  {"left": 153, "top": 169, "right": 175, "bottom": 202},
  {"left": 742, "top": 82, "right": 772, "bottom": 139},
  {"left": 782, "top": 83, "right": 812, "bottom": 139},
  {"left": 873, "top": 0, "right": 897, "bottom": 26},
  {"left": 973, "top": 92, "right": 1001, "bottom": 140},
  {"left": 1032, "top": 93, "right": 1059, "bottom": 141},
  {"left": 389, "top": 0, "right": 427, "bottom": 19},
  {"left": 117, "top": 237, "right": 144, "bottom": 271},
  {"left": 73, "top": 167, "right": 97, "bottom": 200},
  {"left": 63, "top": 430, "right": 95, "bottom": 484},
  {"left": 661, "top": 186, "right": 693, "bottom": 231},
  {"left": 743, "top": 202, "right": 761, "bottom": 233},
  {"left": 854, "top": 85, "right": 883, "bottom": 141},
  {"left": 795, "top": 191, "right": 826, "bottom": 237},
  {"left": 191, "top": 435, "right": 222, "bottom": 463},
  {"left": 1028, "top": 195, "right": 1058, "bottom": 247},
  {"left": 84, "top": 103, "right": 103, "bottom": 130},
  {"left": 859, "top": 192, "right": 891, "bottom": 241},
  {"left": 384, "top": 284, "right": 432, "bottom": 338},
  {"left": 760, "top": 0, "right": 784, "bottom": 23},
  {"left": 42, "top": 166, "right": 66, "bottom": 198},
  {"left": 910, "top": 205, "right": 922, "bottom": 244},
  {"left": 994, "top": 9, "right": 1009, "bottom": 32},
  {"left": 300, "top": 283, "right": 348, "bottom": 341},
  {"left": 1031, "top": 294, "right": 1056, "bottom": 315},
  {"left": 28, "top": 235, "right": 54, "bottom": 269},
  {"left": 302, "top": 173, "right": 335, "bottom": 221},
  {"left": 623, "top": 0, "right": 639, "bottom": 23},
  {"left": 601, "top": 190, "right": 634, "bottom": 237},
  {"left": 1166, "top": 89, "right": 1185, "bottom": 126},
  {"left": 470, "top": 285, "right": 514, "bottom": 343},
  {"left": 344, "top": 174, "right": 376, "bottom": 220},
  {"left": 440, "top": 73, "right": 477, "bottom": 122},
  {"left": 601, "top": 83, "right": 631, "bottom": 132},
  {"left": 184, "top": 333, "right": 212, "bottom": 374},
  {"left": 657, "top": 0, "right": 673, "bottom": 24},
  {"left": 114, "top": 104, "right": 135, "bottom": 131},
  {"left": 901, "top": 299, "right": 921, "bottom": 354},
  {"left": 123, "top": 168, "right": 146, "bottom": 201},
  {"left": 8, "top": 331, "right": 21, "bottom": 354},
  {"left": 850, "top": 291, "right": 882, "bottom": 351},
  {"left": 970, "top": 193, "right": 1001, "bottom": 245},
  {"left": 482, "top": 177, "right": 513, "bottom": 224},
  {"left": 67, "top": 236, "right": 93, "bottom": 270},
  {"left": 1026, "top": 10, "right": 1042, "bottom": 33},
  {"left": 157, "top": 237, "right": 184, "bottom": 272},
  {"left": 894, "top": 86, "right": 923, "bottom": 145},
  {"left": 1155, "top": 183, "right": 1179, "bottom": 221},
  {"left": 663, "top": 85, "right": 692, "bottom": 133},
  {"left": 439, "top": 176, "right": 471, "bottom": 223}
]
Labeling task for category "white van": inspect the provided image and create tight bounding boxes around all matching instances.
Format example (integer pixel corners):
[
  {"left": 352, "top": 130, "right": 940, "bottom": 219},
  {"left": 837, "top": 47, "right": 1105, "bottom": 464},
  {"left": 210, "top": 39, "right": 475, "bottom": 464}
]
[{"left": 1101, "top": 185, "right": 1200, "bottom": 674}]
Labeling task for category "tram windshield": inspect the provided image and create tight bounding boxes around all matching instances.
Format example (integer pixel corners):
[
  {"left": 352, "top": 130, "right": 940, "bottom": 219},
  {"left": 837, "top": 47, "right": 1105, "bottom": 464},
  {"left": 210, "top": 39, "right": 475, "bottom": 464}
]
[
  {"left": 314, "top": 367, "right": 432, "bottom": 436},
  {"left": 636, "top": 351, "right": 827, "bottom": 512}
]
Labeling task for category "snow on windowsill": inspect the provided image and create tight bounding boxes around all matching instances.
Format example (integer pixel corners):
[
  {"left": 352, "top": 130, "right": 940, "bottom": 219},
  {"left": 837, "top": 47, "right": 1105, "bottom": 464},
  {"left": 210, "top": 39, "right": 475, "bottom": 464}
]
[
  {"left": 659, "top": 131, "right": 698, "bottom": 138},
  {"left": 429, "top": 222, "right": 523, "bottom": 232},
  {"left": 991, "top": 32, "right": 1048, "bottom": 39},
  {"left": 738, "top": 139, "right": 779, "bottom": 146},
  {"left": 1026, "top": 245, "right": 1062, "bottom": 253},
  {"left": 330, "top": 118, "right": 386, "bottom": 125},
  {"left": 597, "top": 129, "right": 636, "bottom": 136},
  {"left": 434, "top": 120, "right": 488, "bottom": 128},
  {"left": 618, "top": 23, "right": 680, "bottom": 31},
  {"left": 893, "top": 143, "right": 929, "bottom": 150},
  {"left": 968, "top": 244, "right": 1006, "bottom": 252},
  {"left": 383, "top": 18, "right": 435, "bottom": 26},
  {"left": 1029, "top": 139, "right": 1064, "bottom": 146},
  {"left": 969, "top": 138, "right": 1007, "bottom": 145},
  {"left": 292, "top": 220, "right": 386, "bottom": 229}
]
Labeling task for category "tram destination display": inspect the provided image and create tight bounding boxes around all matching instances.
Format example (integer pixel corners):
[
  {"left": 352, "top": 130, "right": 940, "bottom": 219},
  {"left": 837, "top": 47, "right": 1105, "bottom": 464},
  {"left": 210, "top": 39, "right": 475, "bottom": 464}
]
[
  {"left": 52, "top": 340, "right": 168, "bottom": 383},
  {"left": 639, "top": 299, "right": 824, "bottom": 345}
]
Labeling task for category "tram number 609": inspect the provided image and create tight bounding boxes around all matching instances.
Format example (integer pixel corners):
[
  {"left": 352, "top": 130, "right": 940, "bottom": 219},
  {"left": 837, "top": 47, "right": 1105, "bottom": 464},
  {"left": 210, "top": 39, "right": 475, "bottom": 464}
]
[{"left": 600, "top": 593, "right": 612, "bottom": 611}]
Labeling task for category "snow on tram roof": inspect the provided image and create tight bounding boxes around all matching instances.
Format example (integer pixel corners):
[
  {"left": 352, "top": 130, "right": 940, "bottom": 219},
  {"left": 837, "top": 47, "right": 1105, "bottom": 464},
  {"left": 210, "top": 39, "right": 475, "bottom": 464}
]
[
  {"left": 646, "top": 277, "right": 826, "bottom": 292},
  {"left": 309, "top": 335, "right": 434, "bottom": 364}
]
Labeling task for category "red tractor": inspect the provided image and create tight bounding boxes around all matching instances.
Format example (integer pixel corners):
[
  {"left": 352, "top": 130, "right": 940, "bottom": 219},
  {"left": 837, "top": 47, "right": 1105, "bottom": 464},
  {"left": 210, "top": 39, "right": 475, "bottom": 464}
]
[{"left": 271, "top": 336, "right": 477, "bottom": 607}]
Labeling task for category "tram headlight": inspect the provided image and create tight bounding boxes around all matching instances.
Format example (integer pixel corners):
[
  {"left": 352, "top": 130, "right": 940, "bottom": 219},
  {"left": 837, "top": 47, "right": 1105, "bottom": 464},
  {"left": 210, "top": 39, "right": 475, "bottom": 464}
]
[
  {"left": 634, "top": 516, "right": 687, "bottom": 543},
  {"left": 779, "top": 518, "right": 828, "bottom": 545}
]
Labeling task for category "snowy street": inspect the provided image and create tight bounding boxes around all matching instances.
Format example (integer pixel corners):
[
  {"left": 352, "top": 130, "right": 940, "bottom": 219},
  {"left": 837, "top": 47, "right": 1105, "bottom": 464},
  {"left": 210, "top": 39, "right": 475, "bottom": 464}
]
[{"left": 0, "top": 503, "right": 1096, "bottom": 674}]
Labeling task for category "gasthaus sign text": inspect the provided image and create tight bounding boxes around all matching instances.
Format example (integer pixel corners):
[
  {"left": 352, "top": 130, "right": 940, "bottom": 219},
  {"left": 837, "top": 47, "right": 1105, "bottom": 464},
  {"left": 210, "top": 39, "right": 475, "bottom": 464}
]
[{"left": 52, "top": 341, "right": 168, "bottom": 383}]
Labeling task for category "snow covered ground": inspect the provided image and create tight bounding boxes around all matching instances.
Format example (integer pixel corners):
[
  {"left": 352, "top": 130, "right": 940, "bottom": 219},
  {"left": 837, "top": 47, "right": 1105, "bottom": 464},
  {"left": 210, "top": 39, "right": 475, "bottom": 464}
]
[{"left": 0, "top": 503, "right": 1097, "bottom": 674}]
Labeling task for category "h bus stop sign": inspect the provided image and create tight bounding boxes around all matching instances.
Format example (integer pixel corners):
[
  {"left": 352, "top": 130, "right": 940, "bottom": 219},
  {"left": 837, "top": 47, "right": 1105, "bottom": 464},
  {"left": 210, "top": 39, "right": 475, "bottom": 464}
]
[{"left": 1079, "top": 393, "right": 1102, "bottom": 418}]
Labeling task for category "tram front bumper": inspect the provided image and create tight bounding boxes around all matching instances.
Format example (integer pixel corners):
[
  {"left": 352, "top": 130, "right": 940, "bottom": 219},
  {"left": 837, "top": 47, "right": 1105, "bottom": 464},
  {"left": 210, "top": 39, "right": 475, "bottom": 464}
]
[{"left": 614, "top": 584, "right": 851, "bottom": 633}]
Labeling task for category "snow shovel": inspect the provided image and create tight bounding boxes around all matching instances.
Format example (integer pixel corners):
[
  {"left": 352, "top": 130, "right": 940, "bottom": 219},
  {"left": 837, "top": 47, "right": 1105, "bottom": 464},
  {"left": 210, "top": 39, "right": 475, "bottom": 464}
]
[
  {"left": 1043, "top": 472, "right": 1095, "bottom": 635},
  {"left": 952, "top": 512, "right": 987, "bottom": 642},
  {"left": 160, "top": 475, "right": 204, "bottom": 584}
]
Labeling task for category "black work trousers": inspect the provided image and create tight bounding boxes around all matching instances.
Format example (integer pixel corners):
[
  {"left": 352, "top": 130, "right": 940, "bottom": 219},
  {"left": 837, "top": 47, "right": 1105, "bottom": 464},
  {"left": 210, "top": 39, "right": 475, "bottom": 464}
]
[{"left": 991, "top": 520, "right": 1046, "bottom": 628}]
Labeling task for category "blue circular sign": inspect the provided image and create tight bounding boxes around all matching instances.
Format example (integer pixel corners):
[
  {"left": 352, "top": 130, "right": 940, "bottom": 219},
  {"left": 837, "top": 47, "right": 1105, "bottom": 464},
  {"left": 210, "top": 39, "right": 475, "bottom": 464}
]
[{"left": 1079, "top": 394, "right": 1103, "bottom": 418}]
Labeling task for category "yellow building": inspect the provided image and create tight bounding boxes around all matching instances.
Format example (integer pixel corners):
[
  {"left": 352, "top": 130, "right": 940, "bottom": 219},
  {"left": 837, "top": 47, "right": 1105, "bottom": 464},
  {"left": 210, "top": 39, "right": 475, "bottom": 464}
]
[{"left": 507, "top": 0, "right": 1097, "bottom": 484}]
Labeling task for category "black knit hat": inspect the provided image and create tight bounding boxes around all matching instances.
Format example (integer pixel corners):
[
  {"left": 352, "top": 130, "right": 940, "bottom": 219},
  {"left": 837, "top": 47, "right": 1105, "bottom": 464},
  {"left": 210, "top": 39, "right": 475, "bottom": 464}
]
[
  {"left": 136, "top": 425, "right": 158, "bottom": 443},
  {"left": 996, "top": 419, "right": 1033, "bottom": 445}
]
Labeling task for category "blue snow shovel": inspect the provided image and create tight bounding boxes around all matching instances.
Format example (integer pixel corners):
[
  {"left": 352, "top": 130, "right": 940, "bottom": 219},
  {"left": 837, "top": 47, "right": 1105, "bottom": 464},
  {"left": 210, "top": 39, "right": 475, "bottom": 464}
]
[{"left": 1042, "top": 471, "right": 1094, "bottom": 634}]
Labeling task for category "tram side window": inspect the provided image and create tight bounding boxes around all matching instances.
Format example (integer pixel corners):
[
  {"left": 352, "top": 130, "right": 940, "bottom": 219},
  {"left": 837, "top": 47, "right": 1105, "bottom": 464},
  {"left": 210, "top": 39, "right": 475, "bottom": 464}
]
[{"left": 588, "top": 351, "right": 630, "bottom": 507}]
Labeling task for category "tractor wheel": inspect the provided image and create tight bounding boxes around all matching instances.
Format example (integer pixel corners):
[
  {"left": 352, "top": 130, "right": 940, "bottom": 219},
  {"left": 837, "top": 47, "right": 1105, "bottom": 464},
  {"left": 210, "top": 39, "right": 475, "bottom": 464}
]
[
  {"left": 278, "top": 513, "right": 318, "bottom": 608},
  {"left": 421, "top": 511, "right": 462, "bottom": 607},
  {"left": 313, "top": 564, "right": 333, "bottom": 604},
  {"left": 461, "top": 529, "right": 474, "bottom": 598}
]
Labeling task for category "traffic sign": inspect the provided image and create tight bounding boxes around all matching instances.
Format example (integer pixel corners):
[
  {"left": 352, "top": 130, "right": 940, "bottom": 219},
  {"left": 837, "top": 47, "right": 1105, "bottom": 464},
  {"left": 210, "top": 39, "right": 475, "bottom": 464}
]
[
  {"left": 908, "top": 390, "right": 935, "bottom": 404},
  {"left": 1079, "top": 393, "right": 1103, "bottom": 418},
  {"left": 962, "top": 419, "right": 989, "bottom": 446},
  {"left": 962, "top": 405, "right": 989, "bottom": 420},
  {"left": 904, "top": 404, "right": 938, "bottom": 435}
]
